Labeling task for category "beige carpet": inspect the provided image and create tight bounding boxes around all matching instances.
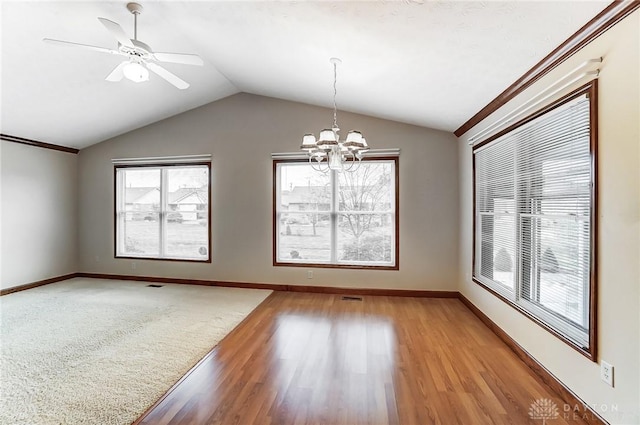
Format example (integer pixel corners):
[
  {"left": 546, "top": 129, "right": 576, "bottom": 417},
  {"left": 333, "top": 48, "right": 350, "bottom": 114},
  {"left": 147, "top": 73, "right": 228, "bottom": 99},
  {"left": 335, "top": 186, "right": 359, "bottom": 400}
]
[{"left": 0, "top": 278, "right": 271, "bottom": 425}]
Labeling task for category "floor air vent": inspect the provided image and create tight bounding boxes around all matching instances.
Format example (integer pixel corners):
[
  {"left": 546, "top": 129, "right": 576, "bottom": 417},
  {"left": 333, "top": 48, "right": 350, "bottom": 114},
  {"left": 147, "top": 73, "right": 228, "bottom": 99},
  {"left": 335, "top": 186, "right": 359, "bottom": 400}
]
[
  {"left": 147, "top": 284, "right": 164, "bottom": 288},
  {"left": 341, "top": 296, "right": 363, "bottom": 301}
]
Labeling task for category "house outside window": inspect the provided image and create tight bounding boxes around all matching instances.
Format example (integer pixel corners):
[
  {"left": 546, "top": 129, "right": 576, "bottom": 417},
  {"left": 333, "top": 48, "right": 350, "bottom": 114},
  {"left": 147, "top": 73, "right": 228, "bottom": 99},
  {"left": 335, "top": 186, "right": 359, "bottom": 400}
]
[
  {"left": 274, "top": 157, "right": 398, "bottom": 269},
  {"left": 115, "top": 162, "right": 211, "bottom": 262}
]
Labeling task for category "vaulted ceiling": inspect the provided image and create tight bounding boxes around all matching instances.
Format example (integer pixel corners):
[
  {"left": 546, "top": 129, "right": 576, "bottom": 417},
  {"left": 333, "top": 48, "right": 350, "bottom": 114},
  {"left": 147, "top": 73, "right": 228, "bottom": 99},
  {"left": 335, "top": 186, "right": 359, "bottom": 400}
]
[{"left": 1, "top": 1, "right": 609, "bottom": 149}]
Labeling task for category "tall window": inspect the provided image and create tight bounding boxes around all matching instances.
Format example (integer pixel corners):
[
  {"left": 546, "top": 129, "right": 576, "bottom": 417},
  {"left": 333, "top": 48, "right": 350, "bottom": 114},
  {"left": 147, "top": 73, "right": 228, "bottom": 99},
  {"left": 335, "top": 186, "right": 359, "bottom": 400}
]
[
  {"left": 473, "top": 82, "right": 596, "bottom": 359},
  {"left": 274, "top": 158, "right": 398, "bottom": 269},
  {"left": 115, "top": 162, "right": 210, "bottom": 262}
]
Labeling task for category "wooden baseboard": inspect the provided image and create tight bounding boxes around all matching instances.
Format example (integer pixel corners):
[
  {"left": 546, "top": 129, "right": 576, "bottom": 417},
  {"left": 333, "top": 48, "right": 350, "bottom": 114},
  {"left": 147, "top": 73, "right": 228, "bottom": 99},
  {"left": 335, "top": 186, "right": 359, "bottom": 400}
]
[
  {"left": 287, "top": 284, "right": 458, "bottom": 298},
  {"left": 76, "top": 272, "right": 458, "bottom": 298},
  {"left": 0, "top": 273, "right": 79, "bottom": 296},
  {"left": 458, "top": 293, "right": 608, "bottom": 425}
]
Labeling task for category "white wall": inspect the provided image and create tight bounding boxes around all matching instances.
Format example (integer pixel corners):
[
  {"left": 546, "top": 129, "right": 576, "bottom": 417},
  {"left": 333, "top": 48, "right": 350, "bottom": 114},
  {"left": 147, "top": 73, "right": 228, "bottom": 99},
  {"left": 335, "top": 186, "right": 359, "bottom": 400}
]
[
  {"left": 0, "top": 141, "right": 78, "bottom": 290},
  {"left": 78, "top": 93, "right": 459, "bottom": 291},
  {"left": 458, "top": 11, "right": 640, "bottom": 425}
]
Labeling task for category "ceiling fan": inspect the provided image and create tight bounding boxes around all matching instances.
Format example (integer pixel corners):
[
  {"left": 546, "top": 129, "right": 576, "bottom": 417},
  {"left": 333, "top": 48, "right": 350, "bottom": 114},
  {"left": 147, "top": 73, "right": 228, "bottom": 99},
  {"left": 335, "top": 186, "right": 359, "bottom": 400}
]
[{"left": 43, "top": 2, "right": 203, "bottom": 89}]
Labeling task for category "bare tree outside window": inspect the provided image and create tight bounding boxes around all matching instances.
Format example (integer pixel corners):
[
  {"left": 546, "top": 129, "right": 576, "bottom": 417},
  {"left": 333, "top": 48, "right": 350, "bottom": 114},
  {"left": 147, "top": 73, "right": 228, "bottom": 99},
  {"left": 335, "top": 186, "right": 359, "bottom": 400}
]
[{"left": 338, "top": 162, "right": 393, "bottom": 262}]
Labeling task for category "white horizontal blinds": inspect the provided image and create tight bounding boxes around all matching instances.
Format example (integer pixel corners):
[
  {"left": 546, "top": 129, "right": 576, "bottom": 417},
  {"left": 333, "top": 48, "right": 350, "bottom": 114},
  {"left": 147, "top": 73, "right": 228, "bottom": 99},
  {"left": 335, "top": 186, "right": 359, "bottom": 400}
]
[
  {"left": 517, "top": 94, "right": 591, "bottom": 346},
  {"left": 475, "top": 139, "right": 517, "bottom": 297},
  {"left": 474, "top": 91, "right": 592, "bottom": 349}
]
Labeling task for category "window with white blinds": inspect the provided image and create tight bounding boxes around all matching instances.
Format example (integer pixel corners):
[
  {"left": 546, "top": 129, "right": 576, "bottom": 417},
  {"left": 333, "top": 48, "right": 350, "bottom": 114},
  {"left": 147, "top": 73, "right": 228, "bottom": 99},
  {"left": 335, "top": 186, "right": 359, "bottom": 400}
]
[{"left": 473, "top": 82, "right": 596, "bottom": 358}]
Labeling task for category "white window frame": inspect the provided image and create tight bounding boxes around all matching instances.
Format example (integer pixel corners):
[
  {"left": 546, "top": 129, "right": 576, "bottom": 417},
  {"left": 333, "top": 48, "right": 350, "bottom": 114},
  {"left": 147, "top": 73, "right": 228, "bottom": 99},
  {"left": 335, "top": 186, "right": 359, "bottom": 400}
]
[
  {"left": 114, "top": 161, "right": 211, "bottom": 262},
  {"left": 274, "top": 157, "right": 398, "bottom": 270},
  {"left": 472, "top": 82, "right": 597, "bottom": 360}
]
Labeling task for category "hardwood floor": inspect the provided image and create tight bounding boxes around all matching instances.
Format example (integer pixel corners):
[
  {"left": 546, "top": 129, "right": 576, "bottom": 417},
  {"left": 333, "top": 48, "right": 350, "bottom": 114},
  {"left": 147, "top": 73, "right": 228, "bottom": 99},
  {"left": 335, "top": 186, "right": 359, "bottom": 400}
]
[{"left": 136, "top": 292, "right": 588, "bottom": 425}]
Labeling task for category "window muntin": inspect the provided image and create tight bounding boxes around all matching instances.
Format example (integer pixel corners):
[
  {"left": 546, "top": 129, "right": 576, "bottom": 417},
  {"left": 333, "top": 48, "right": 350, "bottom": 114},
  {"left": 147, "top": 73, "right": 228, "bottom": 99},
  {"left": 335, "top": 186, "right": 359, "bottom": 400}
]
[
  {"left": 275, "top": 158, "right": 397, "bottom": 268},
  {"left": 115, "top": 164, "right": 210, "bottom": 261},
  {"left": 473, "top": 83, "right": 596, "bottom": 358}
]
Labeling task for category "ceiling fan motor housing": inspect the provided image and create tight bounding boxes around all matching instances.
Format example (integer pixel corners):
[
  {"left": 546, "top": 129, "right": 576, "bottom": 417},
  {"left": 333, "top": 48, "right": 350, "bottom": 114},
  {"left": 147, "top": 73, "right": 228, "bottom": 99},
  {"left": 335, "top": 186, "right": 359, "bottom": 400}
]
[{"left": 121, "top": 40, "right": 152, "bottom": 60}]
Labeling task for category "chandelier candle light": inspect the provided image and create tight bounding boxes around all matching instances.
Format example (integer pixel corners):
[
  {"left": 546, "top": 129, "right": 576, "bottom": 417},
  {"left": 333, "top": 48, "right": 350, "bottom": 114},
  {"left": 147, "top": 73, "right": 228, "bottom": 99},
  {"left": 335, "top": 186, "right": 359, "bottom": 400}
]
[{"left": 300, "top": 58, "right": 369, "bottom": 172}]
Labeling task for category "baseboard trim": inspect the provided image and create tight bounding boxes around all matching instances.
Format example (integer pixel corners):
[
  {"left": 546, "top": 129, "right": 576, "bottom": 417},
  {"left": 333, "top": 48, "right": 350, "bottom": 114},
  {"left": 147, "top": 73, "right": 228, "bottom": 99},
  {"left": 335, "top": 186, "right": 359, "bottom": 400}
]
[
  {"left": 287, "top": 284, "right": 458, "bottom": 297},
  {"left": 75, "top": 272, "right": 458, "bottom": 298},
  {"left": 458, "top": 293, "right": 608, "bottom": 425},
  {"left": 0, "top": 273, "right": 79, "bottom": 296}
]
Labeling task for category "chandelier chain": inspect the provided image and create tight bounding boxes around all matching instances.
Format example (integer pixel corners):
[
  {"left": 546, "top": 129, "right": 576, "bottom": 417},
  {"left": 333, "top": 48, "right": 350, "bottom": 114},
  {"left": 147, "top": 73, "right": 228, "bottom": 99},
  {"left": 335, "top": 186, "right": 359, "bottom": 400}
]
[{"left": 332, "top": 61, "right": 338, "bottom": 129}]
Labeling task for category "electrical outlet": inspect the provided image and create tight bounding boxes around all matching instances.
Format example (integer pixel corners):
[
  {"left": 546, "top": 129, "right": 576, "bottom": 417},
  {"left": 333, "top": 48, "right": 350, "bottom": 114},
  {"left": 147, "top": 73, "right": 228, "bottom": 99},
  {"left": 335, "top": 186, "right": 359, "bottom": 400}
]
[
  {"left": 95, "top": 255, "right": 100, "bottom": 263},
  {"left": 601, "top": 360, "right": 614, "bottom": 387},
  {"left": 307, "top": 270, "right": 313, "bottom": 279},
  {"left": 131, "top": 262, "right": 137, "bottom": 270}
]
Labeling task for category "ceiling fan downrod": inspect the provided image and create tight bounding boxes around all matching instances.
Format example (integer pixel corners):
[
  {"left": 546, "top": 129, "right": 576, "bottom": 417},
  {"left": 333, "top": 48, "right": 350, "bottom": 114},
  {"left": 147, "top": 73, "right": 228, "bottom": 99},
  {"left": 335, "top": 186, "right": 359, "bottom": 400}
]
[{"left": 126, "top": 2, "right": 143, "bottom": 41}]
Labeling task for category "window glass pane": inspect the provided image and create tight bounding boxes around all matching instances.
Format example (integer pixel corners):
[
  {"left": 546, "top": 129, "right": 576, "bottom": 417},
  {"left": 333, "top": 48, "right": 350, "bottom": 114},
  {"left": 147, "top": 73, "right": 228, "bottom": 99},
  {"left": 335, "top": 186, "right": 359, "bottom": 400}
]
[
  {"left": 275, "top": 160, "right": 396, "bottom": 267},
  {"left": 522, "top": 215, "right": 589, "bottom": 328},
  {"left": 165, "top": 167, "right": 209, "bottom": 258},
  {"left": 475, "top": 138, "right": 516, "bottom": 294},
  {"left": 279, "top": 163, "right": 331, "bottom": 212},
  {"left": 338, "top": 162, "right": 393, "bottom": 212},
  {"left": 123, "top": 169, "right": 160, "bottom": 217},
  {"left": 478, "top": 211, "right": 516, "bottom": 291},
  {"left": 116, "top": 165, "right": 210, "bottom": 261},
  {"left": 121, "top": 212, "right": 160, "bottom": 255},
  {"left": 337, "top": 213, "right": 393, "bottom": 263},
  {"left": 120, "top": 169, "right": 160, "bottom": 256},
  {"left": 165, "top": 219, "right": 209, "bottom": 258},
  {"left": 278, "top": 213, "right": 331, "bottom": 262}
]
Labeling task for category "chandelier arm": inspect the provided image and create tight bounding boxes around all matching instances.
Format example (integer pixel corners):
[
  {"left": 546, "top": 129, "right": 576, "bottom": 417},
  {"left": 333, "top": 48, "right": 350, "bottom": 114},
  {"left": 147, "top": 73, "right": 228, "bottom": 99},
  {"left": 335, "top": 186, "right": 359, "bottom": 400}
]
[
  {"left": 309, "top": 155, "right": 330, "bottom": 173},
  {"left": 342, "top": 151, "right": 355, "bottom": 172},
  {"left": 342, "top": 151, "right": 361, "bottom": 173},
  {"left": 350, "top": 158, "right": 362, "bottom": 173}
]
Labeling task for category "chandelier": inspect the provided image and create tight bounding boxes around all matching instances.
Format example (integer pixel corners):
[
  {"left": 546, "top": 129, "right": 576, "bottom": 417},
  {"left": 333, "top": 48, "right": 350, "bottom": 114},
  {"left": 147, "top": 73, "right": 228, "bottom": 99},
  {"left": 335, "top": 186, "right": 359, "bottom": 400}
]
[{"left": 300, "top": 58, "right": 369, "bottom": 172}]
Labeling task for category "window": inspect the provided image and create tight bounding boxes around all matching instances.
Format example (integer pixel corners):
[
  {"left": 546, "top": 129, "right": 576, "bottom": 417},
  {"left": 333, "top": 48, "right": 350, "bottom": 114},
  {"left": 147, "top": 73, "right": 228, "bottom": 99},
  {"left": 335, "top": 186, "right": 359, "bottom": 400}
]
[
  {"left": 274, "top": 158, "right": 398, "bottom": 269},
  {"left": 473, "top": 82, "right": 596, "bottom": 359},
  {"left": 115, "top": 162, "right": 210, "bottom": 262}
]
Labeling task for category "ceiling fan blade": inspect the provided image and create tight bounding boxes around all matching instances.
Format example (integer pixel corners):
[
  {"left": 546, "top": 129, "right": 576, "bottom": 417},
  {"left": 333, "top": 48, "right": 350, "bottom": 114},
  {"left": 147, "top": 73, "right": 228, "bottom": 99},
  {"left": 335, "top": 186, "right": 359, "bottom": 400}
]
[
  {"left": 147, "top": 63, "right": 189, "bottom": 90},
  {"left": 153, "top": 52, "right": 204, "bottom": 66},
  {"left": 43, "top": 38, "right": 120, "bottom": 55},
  {"left": 98, "top": 17, "right": 134, "bottom": 48},
  {"left": 105, "top": 61, "right": 129, "bottom": 82}
]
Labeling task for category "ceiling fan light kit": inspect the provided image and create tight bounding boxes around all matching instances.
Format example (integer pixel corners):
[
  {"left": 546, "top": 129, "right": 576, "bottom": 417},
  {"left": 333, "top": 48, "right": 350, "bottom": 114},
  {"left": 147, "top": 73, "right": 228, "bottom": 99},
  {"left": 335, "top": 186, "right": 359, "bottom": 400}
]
[
  {"left": 43, "top": 2, "right": 203, "bottom": 89},
  {"left": 123, "top": 61, "right": 149, "bottom": 83}
]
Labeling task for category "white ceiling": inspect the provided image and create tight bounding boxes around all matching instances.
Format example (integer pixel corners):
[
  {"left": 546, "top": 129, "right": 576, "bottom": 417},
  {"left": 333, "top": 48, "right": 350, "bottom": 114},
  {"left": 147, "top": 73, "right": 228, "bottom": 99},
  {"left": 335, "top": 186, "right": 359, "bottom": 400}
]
[{"left": 1, "top": 1, "right": 609, "bottom": 149}]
